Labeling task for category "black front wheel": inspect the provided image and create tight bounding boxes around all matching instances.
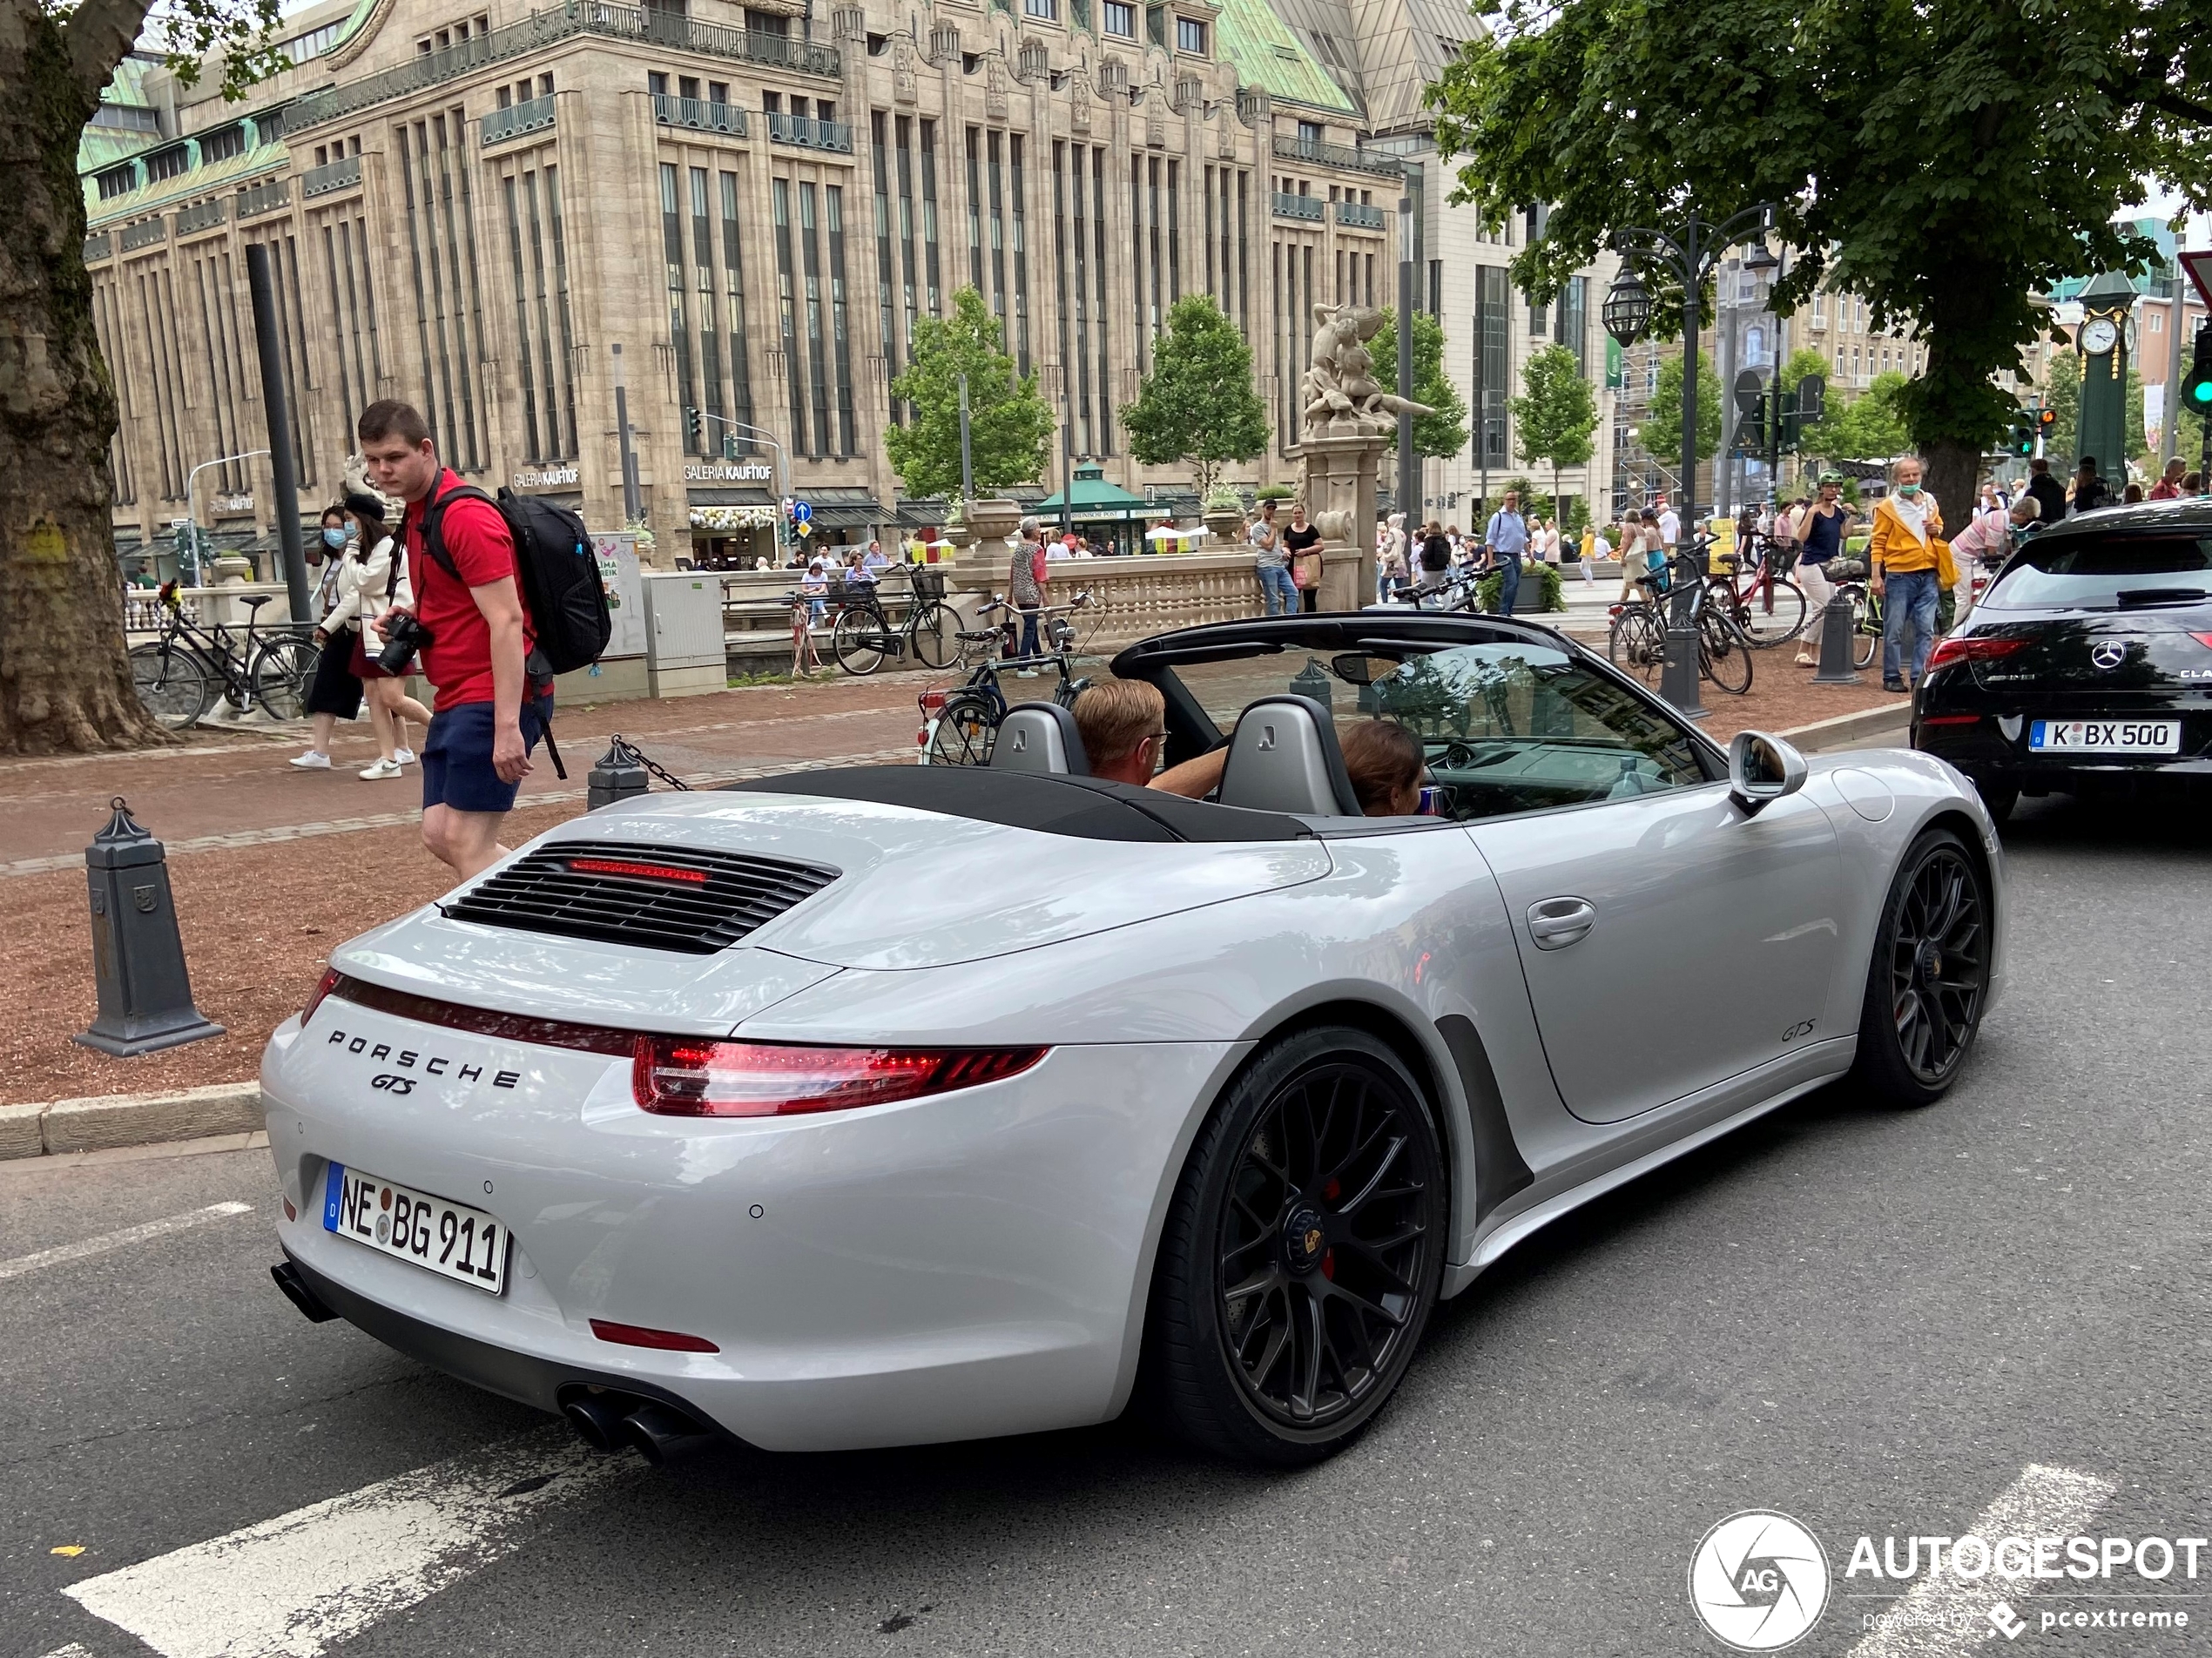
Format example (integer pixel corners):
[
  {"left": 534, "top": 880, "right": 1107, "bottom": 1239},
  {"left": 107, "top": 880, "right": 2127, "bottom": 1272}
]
[
  {"left": 1850, "top": 827, "right": 1991, "bottom": 1105},
  {"left": 831, "top": 607, "right": 889, "bottom": 675},
  {"left": 1698, "top": 612, "right": 1754, "bottom": 695},
  {"left": 924, "top": 692, "right": 997, "bottom": 765},
  {"left": 1140, "top": 1027, "right": 1445, "bottom": 1465}
]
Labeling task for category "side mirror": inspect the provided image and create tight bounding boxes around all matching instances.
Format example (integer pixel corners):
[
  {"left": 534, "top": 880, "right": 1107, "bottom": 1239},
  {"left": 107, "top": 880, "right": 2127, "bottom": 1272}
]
[{"left": 1729, "top": 730, "right": 1808, "bottom": 815}]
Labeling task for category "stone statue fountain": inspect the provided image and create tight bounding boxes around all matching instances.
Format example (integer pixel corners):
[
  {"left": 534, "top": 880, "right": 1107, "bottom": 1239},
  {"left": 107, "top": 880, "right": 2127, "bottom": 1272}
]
[{"left": 1294, "top": 303, "right": 1433, "bottom": 610}]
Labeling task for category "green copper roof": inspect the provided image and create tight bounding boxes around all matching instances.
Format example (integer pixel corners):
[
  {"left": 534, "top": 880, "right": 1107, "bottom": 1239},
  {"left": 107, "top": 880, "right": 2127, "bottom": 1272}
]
[
  {"left": 84, "top": 138, "right": 292, "bottom": 226},
  {"left": 1212, "top": 0, "right": 1359, "bottom": 117}
]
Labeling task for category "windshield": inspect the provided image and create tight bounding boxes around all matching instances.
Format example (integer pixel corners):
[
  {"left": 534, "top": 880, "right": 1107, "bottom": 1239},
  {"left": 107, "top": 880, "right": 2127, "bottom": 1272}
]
[
  {"left": 1162, "top": 641, "right": 1710, "bottom": 821},
  {"left": 1982, "top": 533, "right": 2212, "bottom": 610}
]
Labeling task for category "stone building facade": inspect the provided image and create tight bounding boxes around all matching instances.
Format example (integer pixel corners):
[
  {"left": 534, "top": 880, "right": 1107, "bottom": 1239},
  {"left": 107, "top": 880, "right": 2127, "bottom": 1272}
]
[{"left": 83, "top": 0, "right": 1432, "bottom": 570}]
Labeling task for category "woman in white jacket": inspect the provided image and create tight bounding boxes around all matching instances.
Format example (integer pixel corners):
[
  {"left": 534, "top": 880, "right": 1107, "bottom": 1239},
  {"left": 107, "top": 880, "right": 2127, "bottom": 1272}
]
[{"left": 318, "top": 494, "right": 433, "bottom": 779}]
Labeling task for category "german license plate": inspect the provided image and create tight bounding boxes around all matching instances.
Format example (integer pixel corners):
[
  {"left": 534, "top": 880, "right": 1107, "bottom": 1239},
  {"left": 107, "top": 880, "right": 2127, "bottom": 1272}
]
[
  {"left": 323, "top": 1163, "right": 507, "bottom": 1294},
  {"left": 2027, "top": 719, "right": 2180, "bottom": 754}
]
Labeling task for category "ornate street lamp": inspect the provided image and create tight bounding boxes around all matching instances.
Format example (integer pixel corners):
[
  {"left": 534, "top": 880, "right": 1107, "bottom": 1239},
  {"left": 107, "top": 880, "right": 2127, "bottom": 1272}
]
[
  {"left": 1607, "top": 202, "right": 1780, "bottom": 718},
  {"left": 1602, "top": 269, "right": 1652, "bottom": 346}
]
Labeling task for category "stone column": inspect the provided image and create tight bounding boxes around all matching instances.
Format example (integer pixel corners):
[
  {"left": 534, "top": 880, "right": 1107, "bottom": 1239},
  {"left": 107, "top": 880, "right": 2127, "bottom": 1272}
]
[{"left": 1298, "top": 429, "right": 1390, "bottom": 612}]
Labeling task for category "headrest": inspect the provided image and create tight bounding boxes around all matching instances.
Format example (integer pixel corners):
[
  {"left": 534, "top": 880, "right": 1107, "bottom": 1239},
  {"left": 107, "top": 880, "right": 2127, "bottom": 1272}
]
[
  {"left": 990, "top": 701, "right": 1090, "bottom": 776},
  {"left": 1215, "top": 695, "right": 1361, "bottom": 816}
]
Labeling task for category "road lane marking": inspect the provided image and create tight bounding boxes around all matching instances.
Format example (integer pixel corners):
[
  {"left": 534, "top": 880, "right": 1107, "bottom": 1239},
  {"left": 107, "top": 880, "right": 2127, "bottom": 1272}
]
[
  {"left": 64, "top": 1427, "right": 635, "bottom": 1658},
  {"left": 1846, "top": 1463, "right": 2117, "bottom": 1655},
  {"left": 0, "top": 1203, "right": 253, "bottom": 1282}
]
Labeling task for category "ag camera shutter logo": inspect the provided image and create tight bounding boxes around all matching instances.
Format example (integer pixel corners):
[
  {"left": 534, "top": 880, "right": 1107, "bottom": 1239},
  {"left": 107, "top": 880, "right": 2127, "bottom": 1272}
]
[{"left": 1689, "top": 1510, "right": 1831, "bottom": 1650}]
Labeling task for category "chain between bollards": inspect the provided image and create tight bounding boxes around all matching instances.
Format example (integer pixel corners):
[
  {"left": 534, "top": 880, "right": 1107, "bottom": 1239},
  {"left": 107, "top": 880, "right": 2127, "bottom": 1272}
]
[{"left": 587, "top": 735, "right": 695, "bottom": 810}]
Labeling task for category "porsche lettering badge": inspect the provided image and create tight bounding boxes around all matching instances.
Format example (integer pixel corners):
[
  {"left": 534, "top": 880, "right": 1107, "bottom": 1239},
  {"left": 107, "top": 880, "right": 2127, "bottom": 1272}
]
[{"left": 326, "top": 1028, "right": 523, "bottom": 1092}]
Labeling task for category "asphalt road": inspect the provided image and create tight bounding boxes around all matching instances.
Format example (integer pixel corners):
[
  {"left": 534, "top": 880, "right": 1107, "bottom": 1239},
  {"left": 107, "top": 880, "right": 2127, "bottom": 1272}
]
[{"left": 4, "top": 788, "right": 2209, "bottom": 1658}]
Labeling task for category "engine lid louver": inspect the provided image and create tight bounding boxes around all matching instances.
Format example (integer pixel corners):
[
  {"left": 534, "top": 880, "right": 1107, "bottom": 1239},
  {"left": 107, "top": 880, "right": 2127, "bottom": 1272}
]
[{"left": 440, "top": 839, "right": 840, "bottom": 954}]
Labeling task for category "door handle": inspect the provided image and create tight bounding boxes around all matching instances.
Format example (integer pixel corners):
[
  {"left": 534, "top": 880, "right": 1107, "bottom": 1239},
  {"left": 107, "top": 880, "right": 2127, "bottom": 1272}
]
[{"left": 1527, "top": 896, "right": 1596, "bottom": 950}]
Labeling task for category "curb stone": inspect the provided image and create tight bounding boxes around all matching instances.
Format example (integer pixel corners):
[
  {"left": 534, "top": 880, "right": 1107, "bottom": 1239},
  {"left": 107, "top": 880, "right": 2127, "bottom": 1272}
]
[
  {"left": 3, "top": 707, "right": 1912, "bottom": 1163},
  {"left": 3, "top": 1083, "right": 263, "bottom": 1160}
]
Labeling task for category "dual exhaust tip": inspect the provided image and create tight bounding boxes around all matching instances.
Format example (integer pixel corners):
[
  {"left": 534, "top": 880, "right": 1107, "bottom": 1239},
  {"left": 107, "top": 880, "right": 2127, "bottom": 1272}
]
[
  {"left": 562, "top": 1392, "right": 718, "bottom": 1466},
  {"left": 270, "top": 1259, "right": 718, "bottom": 1467}
]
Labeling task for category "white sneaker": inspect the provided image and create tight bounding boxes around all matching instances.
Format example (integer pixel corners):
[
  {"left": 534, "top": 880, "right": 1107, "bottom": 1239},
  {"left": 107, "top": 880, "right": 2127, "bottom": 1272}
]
[
  {"left": 289, "top": 751, "right": 332, "bottom": 770},
  {"left": 391, "top": 747, "right": 416, "bottom": 765},
  {"left": 359, "top": 758, "right": 403, "bottom": 780}
]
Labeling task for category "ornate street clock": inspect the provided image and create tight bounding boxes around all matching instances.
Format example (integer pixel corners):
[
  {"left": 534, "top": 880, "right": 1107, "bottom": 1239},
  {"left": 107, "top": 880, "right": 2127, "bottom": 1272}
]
[{"left": 2074, "top": 272, "right": 2134, "bottom": 475}]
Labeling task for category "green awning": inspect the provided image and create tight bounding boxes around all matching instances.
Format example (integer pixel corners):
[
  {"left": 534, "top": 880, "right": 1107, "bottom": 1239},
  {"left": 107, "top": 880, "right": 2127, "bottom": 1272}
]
[{"left": 1033, "top": 469, "right": 1150, "bottom": 519}]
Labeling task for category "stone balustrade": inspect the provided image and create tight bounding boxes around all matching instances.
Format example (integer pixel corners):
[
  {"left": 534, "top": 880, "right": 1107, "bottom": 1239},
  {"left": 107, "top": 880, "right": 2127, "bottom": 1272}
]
[{"left": 941, "top": 549, "right": 1268, "bottom": 654}]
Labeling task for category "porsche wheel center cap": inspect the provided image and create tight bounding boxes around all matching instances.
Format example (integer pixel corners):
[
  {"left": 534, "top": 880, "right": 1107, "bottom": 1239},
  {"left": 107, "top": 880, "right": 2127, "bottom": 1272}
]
[
  {"left": 1917, "top": 943, "right": 1943, "bottom": 983},
  {"left": 1283, "top": 1205, "right": 1327, "bottom": 1274}
]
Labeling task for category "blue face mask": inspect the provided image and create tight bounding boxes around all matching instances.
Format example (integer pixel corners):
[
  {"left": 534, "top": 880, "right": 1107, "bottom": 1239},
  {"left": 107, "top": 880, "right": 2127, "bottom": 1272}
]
[{"left": 321, "top": 527, "right": 347, "bottom": 548}]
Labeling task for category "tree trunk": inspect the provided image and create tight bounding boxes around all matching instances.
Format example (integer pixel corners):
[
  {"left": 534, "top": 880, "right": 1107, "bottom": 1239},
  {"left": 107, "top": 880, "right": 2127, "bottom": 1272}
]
[
  {"left": 0, "top": 5, "right": 166, "bottom": 753},
  {"left": 1922, "top": 439, "right": 1982, "bottom": 548}
]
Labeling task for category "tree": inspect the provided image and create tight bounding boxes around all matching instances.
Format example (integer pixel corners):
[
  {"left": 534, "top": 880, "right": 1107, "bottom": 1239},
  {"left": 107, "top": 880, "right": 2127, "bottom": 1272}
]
[
  {"left": 1799, "top": 372, "right": 1912, "bottom": 462},
  {"left": 1510, "top": 343, "right": 1599, "bottom": 522},
  {"left": 1637, "top": 354, "right": 1723, "bottom": 469},
  {"left": 1366, "top": 309, "right": 1470, "bottom": 458},
  {"left": 3, "top": 0, "right": 285, "bottom": 752},
  {"left": 885, "top": 286, "right": 1055, "bottom": 502},
  {"left": 1121, "top": 294, "right": 1269, "bottom": 497},
  {"left": 1426, "top": 0, "right": 2212, "bottom": 533}
]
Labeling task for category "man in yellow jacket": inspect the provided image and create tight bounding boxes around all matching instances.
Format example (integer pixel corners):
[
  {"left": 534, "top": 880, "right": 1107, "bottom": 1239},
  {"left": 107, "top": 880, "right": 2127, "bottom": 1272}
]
[{"left": 1868, "top": 456, "right": 1956, "bottom": 691}]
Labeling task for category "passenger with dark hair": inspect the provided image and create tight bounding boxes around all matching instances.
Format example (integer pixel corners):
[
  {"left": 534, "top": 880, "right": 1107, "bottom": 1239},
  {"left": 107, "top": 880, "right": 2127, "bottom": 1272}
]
[{"left": 1339, "top": 719, "right": 1426, "bottom": 816}]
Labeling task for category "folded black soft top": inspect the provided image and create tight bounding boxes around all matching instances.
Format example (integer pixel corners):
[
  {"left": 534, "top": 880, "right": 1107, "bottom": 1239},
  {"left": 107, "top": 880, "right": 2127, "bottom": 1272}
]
[{"left": 720, "top": 765, "right": 1315, "bottom": 843}]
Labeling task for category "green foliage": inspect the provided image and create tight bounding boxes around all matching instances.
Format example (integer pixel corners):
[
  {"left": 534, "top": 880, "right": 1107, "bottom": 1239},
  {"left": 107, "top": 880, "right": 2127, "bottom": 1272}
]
[
  {"left": 1512, "top": 343, "right": 1600, "bottom": 516},
  {"left": 1799, "top": 372, "right": 1912, "bottom": 462},
  {"left": 886, "top": 287, "right": 1055, "bottom": 499},
  {"left": 1254, "top": 482, "right": 1296, "bottom": 502},
  {"left": 1562, "top": 495, "right": 1593, "bottom": 537},
  {"left": 1121, "top": 295, "right": 1271, "bottom": 496},
  {"left": 1475, "top": 562, "right": 1567, "bottom": 613},
  {"left": 1639, "top": 354, "right": 1723, "bottom": 465},
  {"left": 1202, "top": 485, "right": 1246, "bottom": 512},
  {"left": 1425, "top": 0, "right": 2212, "bottom": 502},
  {"left": 1779, "top": 347, "right": 1832, "bottom": 395},
  {"left": 1369, "top": 309, "right": 1471, "bottom": 458}
]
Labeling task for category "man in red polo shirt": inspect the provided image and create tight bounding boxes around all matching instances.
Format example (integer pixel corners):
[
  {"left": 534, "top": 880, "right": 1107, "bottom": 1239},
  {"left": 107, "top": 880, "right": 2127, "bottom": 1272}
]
[{"left": 359, "top": 400, "right": 550, "bottom": 880}]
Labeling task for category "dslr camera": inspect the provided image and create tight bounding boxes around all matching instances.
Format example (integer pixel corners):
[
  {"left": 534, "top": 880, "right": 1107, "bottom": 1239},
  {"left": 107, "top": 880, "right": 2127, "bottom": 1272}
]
[{"left": 376, "top": 613, "right": 432, "bottom": 676}]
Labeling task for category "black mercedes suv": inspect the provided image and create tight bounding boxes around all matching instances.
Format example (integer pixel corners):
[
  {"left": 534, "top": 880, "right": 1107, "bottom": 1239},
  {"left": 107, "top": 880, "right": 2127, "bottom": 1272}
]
[{"left": 1912, "top": 497, "right": 2212, "bottom": 819}]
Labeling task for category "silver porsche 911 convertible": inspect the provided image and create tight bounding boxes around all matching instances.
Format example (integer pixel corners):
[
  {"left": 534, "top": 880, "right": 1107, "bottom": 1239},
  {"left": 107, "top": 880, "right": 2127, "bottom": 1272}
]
[{"left": 261, "top": 612, "right": 2004, "bottom": 1466}]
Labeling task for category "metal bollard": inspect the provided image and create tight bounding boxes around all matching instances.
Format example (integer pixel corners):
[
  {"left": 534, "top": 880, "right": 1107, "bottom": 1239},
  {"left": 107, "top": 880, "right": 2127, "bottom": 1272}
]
[
  {"left": 587, "top": 736, "right": 653, "bottom": 811},
  {"left": 73, "top": 798, "right": 225, "bottom": 1056},
  {"left": 1659, "top": 555, "right": 1707, "bottom": 720},
  {"left": 1813, "top": 594, "right": 1862, "bottom": 684}
]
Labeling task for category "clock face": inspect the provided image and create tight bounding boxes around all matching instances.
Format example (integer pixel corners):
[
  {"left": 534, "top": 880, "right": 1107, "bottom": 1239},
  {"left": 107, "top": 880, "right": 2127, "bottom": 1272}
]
[{"left": 2081, "top": 317, "right": 2119, "bottom": 355}]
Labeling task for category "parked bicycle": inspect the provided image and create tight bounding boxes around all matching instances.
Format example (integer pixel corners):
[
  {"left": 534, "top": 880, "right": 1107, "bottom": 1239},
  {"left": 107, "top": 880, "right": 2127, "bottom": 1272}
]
[
  {"left": 131, "top": 582, "right": 320, "bottom": 729},
  {"left": 827, "top": 563, "right": 960, "bottom": 675},
  {"left": 1606, "top": 553, "right": 1753, "bottom": 697},
  {"left": 1707, "top": 530, "right": 1810, "bottom": 647},
  {"left": 918, "top": 591, "right": 1098, "bottom": 765}
]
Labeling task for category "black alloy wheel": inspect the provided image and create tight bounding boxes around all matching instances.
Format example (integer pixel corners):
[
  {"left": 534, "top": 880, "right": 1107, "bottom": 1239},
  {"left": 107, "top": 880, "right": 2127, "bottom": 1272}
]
[
  {"left": 1851, "top": 827, "right": 1991, "bottom": 1106},
  {"left": 1142, "top": 1027, "right": 1445, "bottom": 1465}
]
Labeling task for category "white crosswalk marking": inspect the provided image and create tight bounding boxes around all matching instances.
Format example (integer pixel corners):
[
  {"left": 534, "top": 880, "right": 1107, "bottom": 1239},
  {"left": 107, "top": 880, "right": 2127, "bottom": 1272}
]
[
  {"left": 0, "top": 1203, "right": 253, "bottom": 1282},
  {"left": 1845, "top": 1463, "right": 2118, "bottom": 1655},
  {"left": 63, "top": 1427, "right": 636, "bottom": 1658}
]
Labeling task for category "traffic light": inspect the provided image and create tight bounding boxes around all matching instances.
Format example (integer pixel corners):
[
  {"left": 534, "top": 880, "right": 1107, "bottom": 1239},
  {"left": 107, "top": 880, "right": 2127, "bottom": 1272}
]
[
  {"left": 2010, "top": 409, "right": 2036, "bottom": 457},
  {"left": 2181, "top": 324, "right": 2212, "bottom": 415},
  {"left": 1796, "top": 374, "right": 1825, "bottom": 426},
  {"left": 2037, "top": 407, "right": 2057, "bottom": 450},
  {"left": 685, "top": 405, "right": 703, "bottom": 443},
  {"left": 722, "top": 432, "right": 739, "bottom": 461}
]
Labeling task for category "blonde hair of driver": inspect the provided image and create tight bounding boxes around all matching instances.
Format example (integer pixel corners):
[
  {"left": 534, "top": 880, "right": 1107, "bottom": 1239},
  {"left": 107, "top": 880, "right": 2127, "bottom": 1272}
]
[{"left": 1072, "top": 679, "right": 1163, "bottom": 772}]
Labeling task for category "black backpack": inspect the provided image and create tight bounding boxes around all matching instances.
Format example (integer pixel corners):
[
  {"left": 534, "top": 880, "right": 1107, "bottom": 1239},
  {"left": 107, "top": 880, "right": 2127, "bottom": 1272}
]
[{"left": 420, "top": 481, "right": 612, "bottom": 677}]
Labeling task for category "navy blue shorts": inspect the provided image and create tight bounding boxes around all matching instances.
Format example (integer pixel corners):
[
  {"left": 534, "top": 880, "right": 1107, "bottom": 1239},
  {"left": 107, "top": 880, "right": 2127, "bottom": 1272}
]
[{"left": 421, "top": 698, "right": 549, "bottom": 814}]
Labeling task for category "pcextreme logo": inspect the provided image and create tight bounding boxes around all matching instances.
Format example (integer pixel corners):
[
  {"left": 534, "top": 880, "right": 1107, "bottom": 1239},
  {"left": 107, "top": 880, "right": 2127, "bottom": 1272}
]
[{"left": 1689, "top": 1510, "right": 1831, "bottom": 1651}]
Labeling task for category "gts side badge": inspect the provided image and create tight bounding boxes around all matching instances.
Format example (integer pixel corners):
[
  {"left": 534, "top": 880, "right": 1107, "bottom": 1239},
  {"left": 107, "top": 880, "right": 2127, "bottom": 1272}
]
[{"left": 1782, "top": 1019, "right": 1816, "bottom": 1042}]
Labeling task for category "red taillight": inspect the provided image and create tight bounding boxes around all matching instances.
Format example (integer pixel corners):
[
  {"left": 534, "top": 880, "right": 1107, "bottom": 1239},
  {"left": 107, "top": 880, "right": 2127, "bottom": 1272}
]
[
  {"left": 1919, "top": 713, "right": 1982, "bottom": 727},
  {"left": 1925, "top": 635, "right": 2027, "bottom": 672},
  {"left": 565, "top": 856, "right": 708, "bottom": 885},
  {"left": 589, "top": 1318, "right": 720, "bottom": 1353},
  {"left": 631, "top": 1038, "right": 1047, "bottom": 1117},
  {"left": 303, "top": 967, "right": 340, "bottom": 1026},
  {"left": 2189, "top": 631, "right": 2212, "bottom": 650}
]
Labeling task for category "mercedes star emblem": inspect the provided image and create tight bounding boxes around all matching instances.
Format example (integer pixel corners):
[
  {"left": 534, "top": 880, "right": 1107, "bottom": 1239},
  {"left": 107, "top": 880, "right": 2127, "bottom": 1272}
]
[{"left": 2089, "top": 641, "right": 2127, "bottom": 671}]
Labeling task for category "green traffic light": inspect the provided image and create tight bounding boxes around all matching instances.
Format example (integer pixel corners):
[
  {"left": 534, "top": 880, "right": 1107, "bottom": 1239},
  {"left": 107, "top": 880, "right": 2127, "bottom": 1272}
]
[{"left": 2191, "top": 381, "right": 2212, "bottom": 406}]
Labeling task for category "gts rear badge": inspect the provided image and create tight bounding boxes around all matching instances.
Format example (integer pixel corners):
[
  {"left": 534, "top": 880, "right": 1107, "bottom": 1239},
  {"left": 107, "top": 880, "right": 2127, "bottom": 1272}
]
[{"left": 1782, "top": 1020, "right": 1817, "bottom": 1042}]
